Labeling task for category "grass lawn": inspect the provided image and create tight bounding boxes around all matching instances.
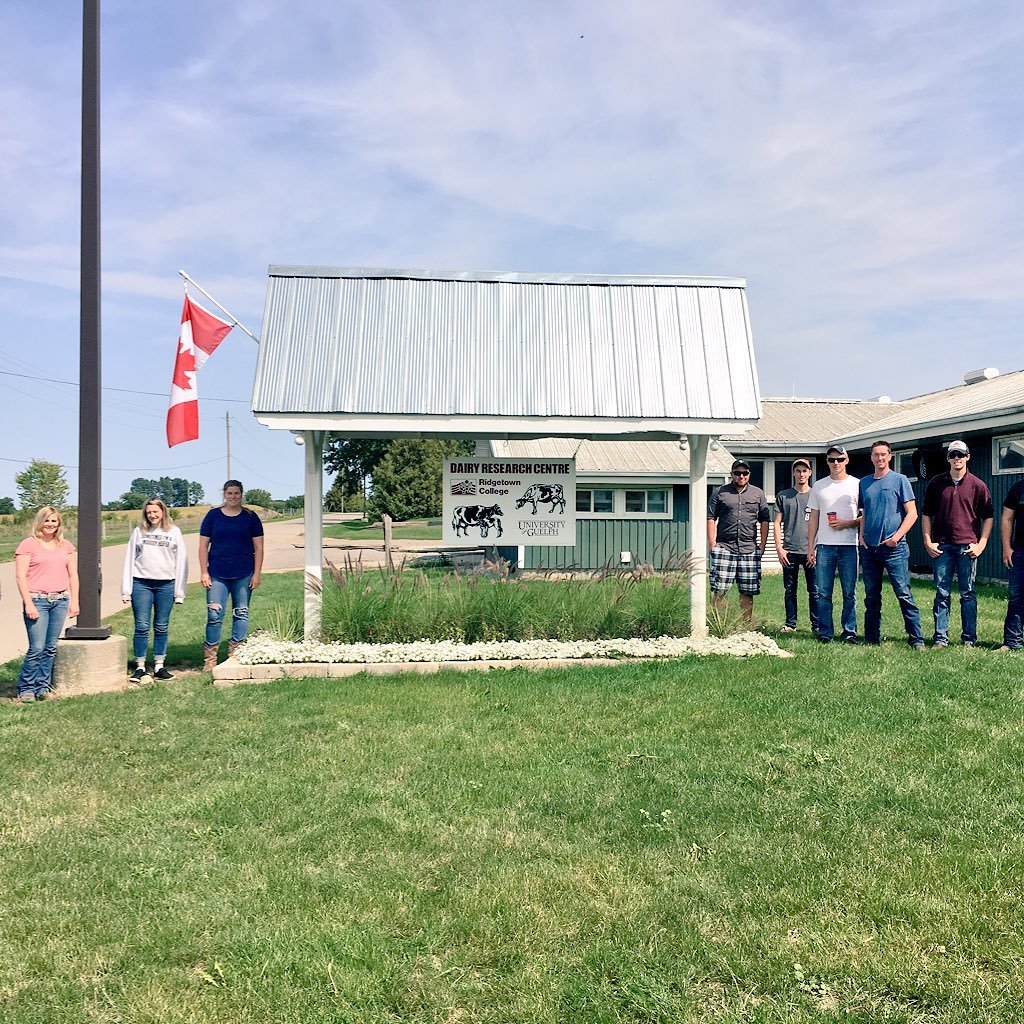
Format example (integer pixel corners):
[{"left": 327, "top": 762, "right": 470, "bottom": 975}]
[
  {"left": 1, "top": 575, "right": 1022, "bottom": 1022},
  {"left": 324, "top": 518, "right": 443, "bottom": 543}
]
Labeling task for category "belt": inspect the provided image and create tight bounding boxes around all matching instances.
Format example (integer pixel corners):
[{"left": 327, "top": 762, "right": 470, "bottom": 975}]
[{"left": 30, "top": 591, "right": 69, "bottom": 601}]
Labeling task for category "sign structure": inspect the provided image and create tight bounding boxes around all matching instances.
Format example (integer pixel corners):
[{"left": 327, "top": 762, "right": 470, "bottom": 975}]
[{"left": 443, "top": 458, "right": 576, "bottom": 547}]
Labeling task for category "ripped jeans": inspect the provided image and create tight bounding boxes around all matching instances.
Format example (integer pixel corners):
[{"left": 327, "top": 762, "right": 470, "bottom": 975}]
[{"left": 205, "top": 575, "right": 252, "bottom": 647}]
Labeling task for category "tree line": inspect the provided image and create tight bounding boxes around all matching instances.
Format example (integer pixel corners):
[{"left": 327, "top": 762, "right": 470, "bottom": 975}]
[
  {"left": 1, "top": 460, "right": 303, "bottom": 517},
  {"left": 323, "top": 437, "right": 474, "bottom": 521}
]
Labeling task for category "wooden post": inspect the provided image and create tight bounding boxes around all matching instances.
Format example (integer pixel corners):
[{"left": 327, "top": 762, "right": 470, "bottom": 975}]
[{"left": 383, "top": 514, "right": 394, "bottom": 570}]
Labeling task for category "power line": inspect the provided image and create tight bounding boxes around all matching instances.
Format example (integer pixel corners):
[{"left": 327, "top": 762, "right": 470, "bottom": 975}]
[{"left": 0, "top": 369, "right": 250, "bottom": 403}]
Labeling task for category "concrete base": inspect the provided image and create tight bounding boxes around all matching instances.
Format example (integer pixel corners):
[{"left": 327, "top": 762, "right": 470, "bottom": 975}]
[
  {"left": 213, "top": 656, "right": 625, "bottom": 687},
  {"left": 52, "top": 635, "right": 129, "bottom": 698}
]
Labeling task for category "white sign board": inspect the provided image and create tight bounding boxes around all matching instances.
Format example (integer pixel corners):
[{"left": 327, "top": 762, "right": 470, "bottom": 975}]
[{"left": 443, "top": 457, "right": 576, "bottom": 546}]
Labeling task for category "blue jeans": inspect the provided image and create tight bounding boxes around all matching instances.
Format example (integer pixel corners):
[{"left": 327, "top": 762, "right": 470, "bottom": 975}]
[
  {"left": 782, "top": 553, "right": 819, "bottom": 630},
  {"left": 814, "top": 545, "right": 858, "bottom": 640},
  {"left": 1004, "top": 551, "right": 1024, "bottom": 650},
  {"left": 17, "top": 595, "right": 70, "bottom": 697},
  {"left": 131, "top": 578, "right": 176, "bottom": 659},
  {"left": 931, "top": 544, "right": 978, "bottom": 644},
  {"left": 205, "top": 576, "right": 252, "bottom": 646},
  {"left": 861, "top": 541, "right": 924, "bottom": 646}
]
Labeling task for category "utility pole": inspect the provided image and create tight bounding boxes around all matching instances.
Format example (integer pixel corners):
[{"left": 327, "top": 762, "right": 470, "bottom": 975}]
[{"left": 226, "top": 411, "right": 232, "bottom": 481}]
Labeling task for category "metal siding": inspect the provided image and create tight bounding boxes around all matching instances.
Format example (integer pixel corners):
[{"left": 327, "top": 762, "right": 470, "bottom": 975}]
[
  {"left": 607, "top": 287, "right": 643, "bottom": 417},
  {"left": 523, "top": 520, "right": 690, "bottom": 570},
  {"left": 629, "top": 287, "right": 668, "bottom": 415},
  {"left": 722, "top": 290, "right": 760, "bottom": 418},
  {"left": 255, "top": 268, "right": 760, "bottom": 422},
  {"left": 697, "top": 287, "right": 733, "bottom": 418},
  {"left": 675, "top": 289, "right": 712, "bottom": 418}
]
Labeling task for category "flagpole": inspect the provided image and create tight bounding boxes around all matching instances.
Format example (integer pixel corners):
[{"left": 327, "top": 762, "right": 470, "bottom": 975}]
[
  {"left": 178, "top": 270, "right": 260, "bottom": 344},
  {"left": 66, "top": 0, "right": 109, "bottom": 641}
]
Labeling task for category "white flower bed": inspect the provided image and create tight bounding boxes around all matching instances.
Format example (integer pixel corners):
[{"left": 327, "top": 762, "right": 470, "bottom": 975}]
[{"left": 238, "top": 631, "right": 790, "bottom": 665}]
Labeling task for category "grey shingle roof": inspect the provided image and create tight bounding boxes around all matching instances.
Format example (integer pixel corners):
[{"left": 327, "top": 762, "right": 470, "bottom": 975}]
[
  {"left": 721, "top": 398, "right": 902, "bottom": 450},
  {"left": 486, "top": 438, "right": 736, "bottom": 477}
]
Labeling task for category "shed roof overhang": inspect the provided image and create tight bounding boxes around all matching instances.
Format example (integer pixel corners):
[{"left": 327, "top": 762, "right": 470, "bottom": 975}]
[
  {"left": 252, "top": 413, "right": 760, "bottom": 440},
  {"left": 252, "top": 265, "right": 763, "bottom": 438}
]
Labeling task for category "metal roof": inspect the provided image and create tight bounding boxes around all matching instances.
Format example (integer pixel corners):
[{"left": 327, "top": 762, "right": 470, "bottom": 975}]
[
  {"left": 253, "top": 266, "right": 762, "bottom": 440},
  {"left": 486, "top": 437, "right": 736, "bottom": 478},
  {"left": 722, "top": 398, "right": 905, "bottom": 451},
  {"left": 834, "top": 370, "right": 1024, "bottom": 447}
]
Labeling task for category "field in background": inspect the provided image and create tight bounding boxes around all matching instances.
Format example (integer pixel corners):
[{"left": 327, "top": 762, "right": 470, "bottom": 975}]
[
  {"left": 0, "top": 505, "right": 284, "bottom": 563},
  {"left": 323, "top": 518, "right": 443, "bottom": 542}
]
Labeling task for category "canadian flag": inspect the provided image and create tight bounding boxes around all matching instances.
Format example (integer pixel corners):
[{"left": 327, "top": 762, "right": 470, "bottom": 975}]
[{"left": 166, "top": 294, "right": 233, "bottom": 447}]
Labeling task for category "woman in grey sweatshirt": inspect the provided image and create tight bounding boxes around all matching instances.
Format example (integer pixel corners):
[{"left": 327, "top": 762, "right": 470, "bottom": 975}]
[{"left": 120, "top": 498, "right": 188, "bottom": 682}]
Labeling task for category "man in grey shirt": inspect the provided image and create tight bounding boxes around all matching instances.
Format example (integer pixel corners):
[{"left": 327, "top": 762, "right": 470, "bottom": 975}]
[
  {"left": 707, "top": 459, "right": 770, "bottom": 624},
  {"left": 774, "top": 458, "right": 819, "bottom": 634}
]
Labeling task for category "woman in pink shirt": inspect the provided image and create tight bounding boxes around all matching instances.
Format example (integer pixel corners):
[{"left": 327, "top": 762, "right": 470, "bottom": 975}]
[{"left": 14, "top": 506, "right": 80, "bottom": 703}]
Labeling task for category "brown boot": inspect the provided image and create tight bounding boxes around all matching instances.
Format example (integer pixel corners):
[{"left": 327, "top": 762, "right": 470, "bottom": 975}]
[
  {"left": 203, "top": 644, "right": 218, "bottom": 671},
  {"left": 228, "top": 640, "right": 244, "bottom": 659}
]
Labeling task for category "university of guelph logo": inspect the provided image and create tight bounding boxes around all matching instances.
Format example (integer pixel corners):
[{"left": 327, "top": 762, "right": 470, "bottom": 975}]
[
  {"left": 451, "top": 504, "right": 504, "bottom": 539},
  {"left": 450, "top": 479, "right": 476, "bottom": 496},
  {"left": 515, "top": 483, "right": 566, "bottom": 515}
]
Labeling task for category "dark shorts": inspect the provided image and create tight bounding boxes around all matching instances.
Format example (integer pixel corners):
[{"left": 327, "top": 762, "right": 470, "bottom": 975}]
[{"left": 709, "top": 548, "right": 762, "bottom": 595}]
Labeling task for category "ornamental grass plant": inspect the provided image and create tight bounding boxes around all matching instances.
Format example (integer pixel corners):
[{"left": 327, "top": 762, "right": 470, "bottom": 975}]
[{"left": 318, "top": 560, "right": 697, "bottom": 644}]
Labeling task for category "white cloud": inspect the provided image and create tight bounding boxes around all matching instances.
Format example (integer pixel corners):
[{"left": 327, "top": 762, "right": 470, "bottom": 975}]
[{"left": 0, "top": 0, "right": 1021, "bottom": 499}]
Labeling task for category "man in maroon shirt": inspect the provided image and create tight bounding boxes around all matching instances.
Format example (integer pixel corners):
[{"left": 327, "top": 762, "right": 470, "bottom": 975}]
[{"left": 920, "top": 440, "right": 994, "bottom": 647}]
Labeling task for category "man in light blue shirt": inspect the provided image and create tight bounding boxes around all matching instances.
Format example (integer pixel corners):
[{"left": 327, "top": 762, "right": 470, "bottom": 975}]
[{"left": 858, "top": 440, "right": 925, "bottom": 649}]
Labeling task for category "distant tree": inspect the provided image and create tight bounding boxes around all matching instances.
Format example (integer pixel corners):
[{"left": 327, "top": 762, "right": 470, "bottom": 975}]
[
  {"left": 16, "top": 458, "right": 69, "bottom": 510},
  {"left": 129, "top": 477, "right": 159, "bottom": 496},
  {"left": 323, "top": 437, "right": 390, "bottom": 494},
  {"left": 324, "top": 477, "right": 356, "bottom": 513},
  {"left": 126, "top": 476, "right": 203, "bottom": 506},
  {"left": 245, "top": 487, "right": 273, "bottom": 508},
  {"left": 368, "top": 439, "right": 473, "bottom": 522},
  {"left": 0, "top": 496, "right": 15, "bottom": 515},
  {"left": 117, "top": 491, "right": 151, "bottom": 511}
]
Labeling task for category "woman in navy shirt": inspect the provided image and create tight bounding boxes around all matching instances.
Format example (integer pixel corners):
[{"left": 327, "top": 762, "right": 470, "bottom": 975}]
[{"left": 199, "top": 480, "right": 264, "bottom": 669}]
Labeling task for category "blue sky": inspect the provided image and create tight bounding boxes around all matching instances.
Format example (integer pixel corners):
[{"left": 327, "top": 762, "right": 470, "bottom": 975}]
[{"left": 2, "top": 0, "right": 1021, "bottom": 504}]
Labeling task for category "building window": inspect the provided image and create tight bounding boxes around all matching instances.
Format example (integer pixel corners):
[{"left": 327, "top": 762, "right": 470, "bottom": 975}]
[
  {"left": 895, "top": 451, "right": 917, "bottom": 480},
  {"left": 576, "top": 489, "right": 614, "bottom": 513},
  {"left": 774, "top": 461, "right": 795, "bottom": 495},
  {"left": 746, "top": 460, "right": 765, "bottom": 491},
  {"left": 995, "top": 434, "right": 1024, "bottom": 474},
  {"left": 624, "top": 489, "right": 668, "bottom": 515},
  {"left": 576, "top": 488, "right": 672, "bottom": 518}
]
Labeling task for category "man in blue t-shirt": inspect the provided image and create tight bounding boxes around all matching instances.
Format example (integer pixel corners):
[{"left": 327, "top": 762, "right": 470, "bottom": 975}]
[{"left": 858, "top": 440, "right": 925, "bottom": 649}]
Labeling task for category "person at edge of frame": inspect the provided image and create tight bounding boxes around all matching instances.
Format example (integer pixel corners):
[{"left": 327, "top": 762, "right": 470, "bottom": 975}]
[{"left": 997, "top": 472, "right": 1024, "bottom": 652}]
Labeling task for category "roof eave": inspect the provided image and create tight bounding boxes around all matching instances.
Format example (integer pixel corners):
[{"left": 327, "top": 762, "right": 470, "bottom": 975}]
[
  {"left": 835, "top": 408, "right": 1024, "bottom": 449},
  {"left": 253, "top": 413, "right": 761, "bottom": 441}
]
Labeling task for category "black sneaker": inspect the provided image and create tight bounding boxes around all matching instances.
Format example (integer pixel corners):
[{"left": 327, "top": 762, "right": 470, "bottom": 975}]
[
  {"left": 129, "top": 667, "right": 149, "bottom": 684},
  {"left": 152, "top": 667, "right": 174, "bottom": 681}
]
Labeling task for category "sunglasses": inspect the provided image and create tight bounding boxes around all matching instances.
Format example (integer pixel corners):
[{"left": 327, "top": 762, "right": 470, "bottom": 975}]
[
  {"left": 827, "top": 456, "right": 846, "bottom": 464},
  {"left": 947, "top": 453, "right": 966, "bottom": 460},
  {"left": 732, "top": 470, "right": 750, "bottom": 476}
]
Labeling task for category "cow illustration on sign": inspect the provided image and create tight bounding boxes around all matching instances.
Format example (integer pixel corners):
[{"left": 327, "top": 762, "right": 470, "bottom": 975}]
[
  {"left": 452, "top": 505, "right": 504, "bottom": 538},
  {"left": 516, "top": 483, "right": 566, "bottom": 515}
]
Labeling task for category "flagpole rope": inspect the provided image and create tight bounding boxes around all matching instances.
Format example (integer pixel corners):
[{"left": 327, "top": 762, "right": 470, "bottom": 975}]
[{"left": 178, "top": 270, "right": 260, "bottom": 344}]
